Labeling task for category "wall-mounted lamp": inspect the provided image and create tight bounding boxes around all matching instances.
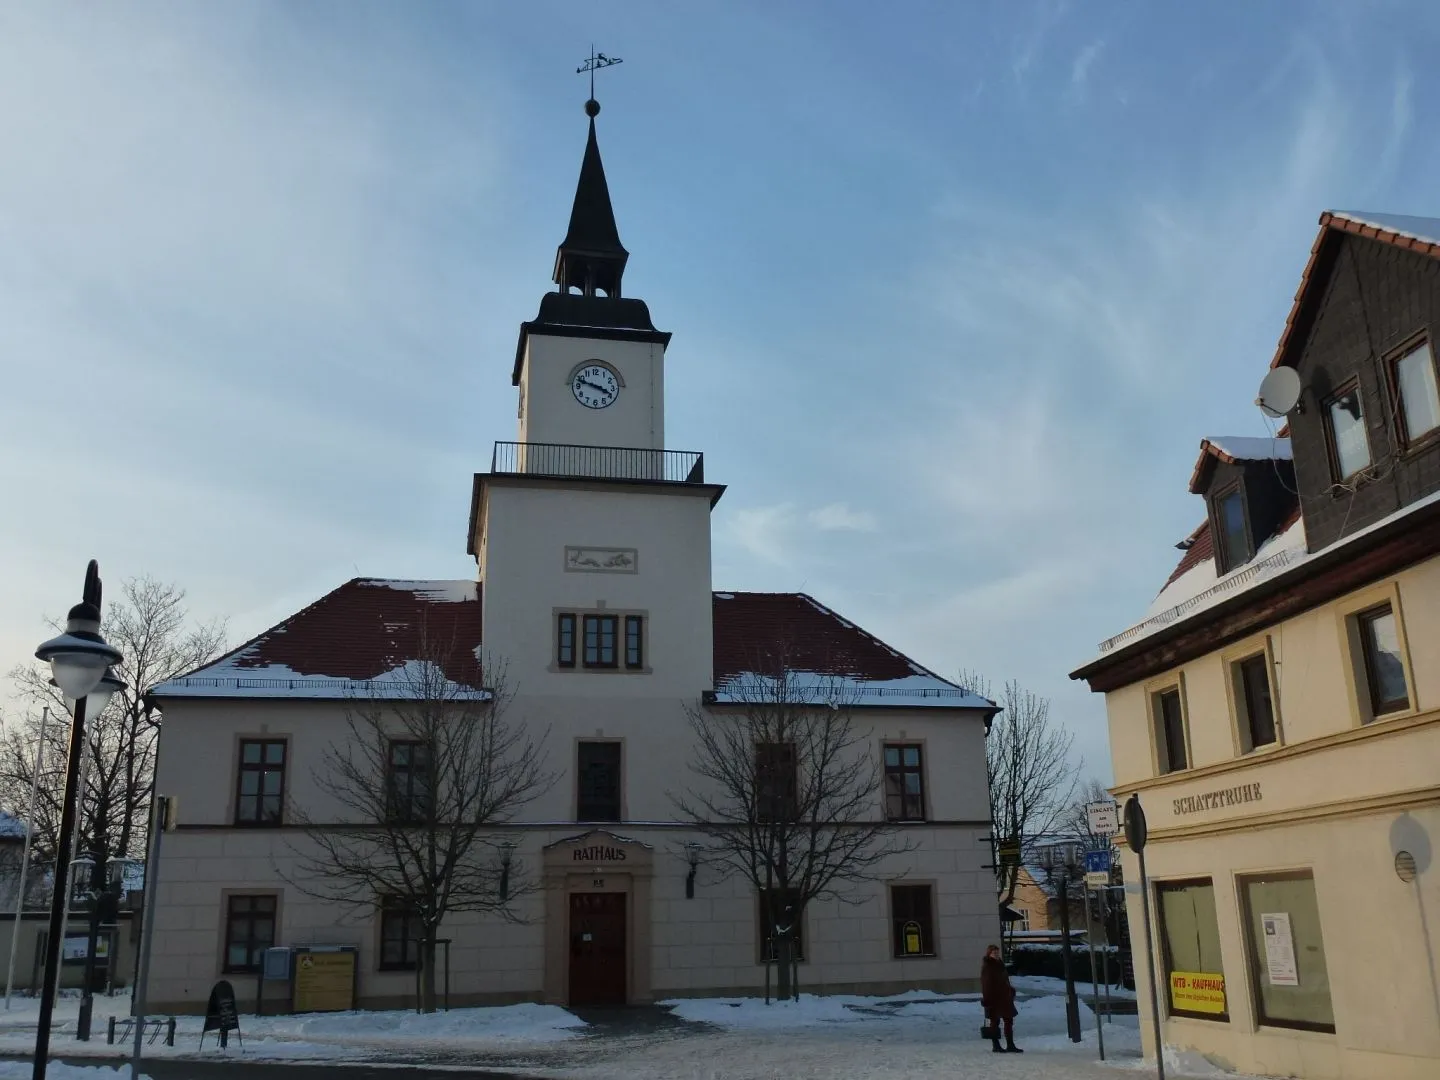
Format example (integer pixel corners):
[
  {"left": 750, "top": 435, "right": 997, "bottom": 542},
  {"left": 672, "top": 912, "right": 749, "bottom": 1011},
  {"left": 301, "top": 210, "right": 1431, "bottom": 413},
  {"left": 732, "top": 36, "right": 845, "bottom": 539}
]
[
  {"left": 498, "top": 840, "right": 516, "bottom": 902},
  {"left": 684, "top": 842, "right": 701, "bottom": 900}
]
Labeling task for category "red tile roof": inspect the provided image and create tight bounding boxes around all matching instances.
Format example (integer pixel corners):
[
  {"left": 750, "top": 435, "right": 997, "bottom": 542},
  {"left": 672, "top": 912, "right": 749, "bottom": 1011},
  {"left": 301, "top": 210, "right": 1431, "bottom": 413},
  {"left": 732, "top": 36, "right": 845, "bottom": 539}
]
[
  {"left": 1162, "top": 522, "right": 1213, "bottom": 590},
  {"left": 150, "top": 579, "right": 484, "bottom": 697},
  {"left": 151, "top": 581, "right": 991, "bottom": 709}
]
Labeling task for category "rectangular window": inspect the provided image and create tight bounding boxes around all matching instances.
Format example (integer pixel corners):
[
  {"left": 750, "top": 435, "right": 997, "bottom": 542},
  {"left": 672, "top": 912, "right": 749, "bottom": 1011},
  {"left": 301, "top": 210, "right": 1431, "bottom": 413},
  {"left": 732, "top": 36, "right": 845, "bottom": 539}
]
[
  {"left": 223, "top": 894, "right": 276, "bottom": 973},
  {"left": 1233, "top": 653, "right": 1278, "bottom": 752},
  {"left": 379, "top": 898, "right": 424, "bottom": 971},
  {"left": 235, "top": 740, "right": 286, "bottom": 826},
  {"left": 883, "top": 744, "right": 926, "bottom": 821},
  {"left": 576, "top": 741, "right": 622, "bottom": 822},
  {"left": 624, "top": 615, "right": 644, "bottom": 669},
  {"left": 890, "top": 884, "right": 936, "bottom": 957},
  {"left": 1358, "top": 603, "right": 1409, "bottom": 716},
  {"left": 756, "top": 742, "right": 797, "bottom": 822},
  {"left": 1215, "top": 488, "right": 1251, "bottom": 572},
  {"left": 557, "top": 613, "right": 576, "bottom": 668},
  {"left": 1394, "top": 340, "right": 1440, "bottom": 445},
  {"left": 387, "top": 740, "right": 432, "bottom": 823},
  {"left": 1152, "top": 688, "right": 1188, "bottom": 774},
  {"left": 758, "top": 888, "right": 804, "bottom": 963},
  {"left": 1156, "top": 878, "right": 1228, "bottom": 1022},
  {"left": 1326, "top": 383, "right": 1371, "bottom": 479},
  {"left": 1238, "top": 871, "right": 1334, "bottom": 1032},
  {"left": 583, "top": 615, "right": 618, "bottom": 668}
]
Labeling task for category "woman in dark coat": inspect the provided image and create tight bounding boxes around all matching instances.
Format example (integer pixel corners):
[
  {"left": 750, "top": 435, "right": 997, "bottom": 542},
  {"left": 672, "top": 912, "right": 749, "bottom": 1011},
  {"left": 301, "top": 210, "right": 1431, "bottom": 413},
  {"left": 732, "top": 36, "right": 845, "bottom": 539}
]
[{"left": 980, "top": 944, "right": 1022, "bottom": 1053}]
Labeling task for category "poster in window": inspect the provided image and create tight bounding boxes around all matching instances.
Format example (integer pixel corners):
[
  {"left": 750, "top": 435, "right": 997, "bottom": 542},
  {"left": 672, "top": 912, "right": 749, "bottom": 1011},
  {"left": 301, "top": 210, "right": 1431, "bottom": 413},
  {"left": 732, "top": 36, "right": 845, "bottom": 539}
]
[{"left": 1261, "top": 912, "right": 1299, "bottom": 986}]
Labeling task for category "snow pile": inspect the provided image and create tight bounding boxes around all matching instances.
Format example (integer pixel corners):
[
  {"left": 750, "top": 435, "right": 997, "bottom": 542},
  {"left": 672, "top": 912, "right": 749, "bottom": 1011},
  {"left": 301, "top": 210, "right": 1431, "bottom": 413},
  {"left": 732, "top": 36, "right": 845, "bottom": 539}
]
[
  {"left": 1116, "top": 1043, "right": 1250, "bottom": 1076},
  {"left": 256, "top": 1001, "right": 586, "bottom": 1043}
]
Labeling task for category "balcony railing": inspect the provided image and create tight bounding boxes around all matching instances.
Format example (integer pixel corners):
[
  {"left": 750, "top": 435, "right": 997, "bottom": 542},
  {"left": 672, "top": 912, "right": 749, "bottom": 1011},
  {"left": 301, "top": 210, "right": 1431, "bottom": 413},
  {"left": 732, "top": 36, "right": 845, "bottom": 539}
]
[{"left": 491, "top": 441, "right": 704, "bottom": 483}]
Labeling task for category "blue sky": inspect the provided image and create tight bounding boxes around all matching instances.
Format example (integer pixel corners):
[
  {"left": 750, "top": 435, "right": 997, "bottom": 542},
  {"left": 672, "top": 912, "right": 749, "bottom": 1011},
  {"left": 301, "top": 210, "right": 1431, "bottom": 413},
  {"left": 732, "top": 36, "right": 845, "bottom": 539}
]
[{"left": 1, "top": 1, "right": 1436, "bottom": 782}]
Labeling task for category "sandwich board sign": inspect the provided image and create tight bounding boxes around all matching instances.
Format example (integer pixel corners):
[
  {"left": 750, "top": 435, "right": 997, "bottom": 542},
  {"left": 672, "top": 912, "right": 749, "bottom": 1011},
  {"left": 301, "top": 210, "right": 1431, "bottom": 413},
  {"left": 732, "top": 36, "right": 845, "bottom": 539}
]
[{"left": 200, "top": 979, "right": 241, "bottom": 1049}]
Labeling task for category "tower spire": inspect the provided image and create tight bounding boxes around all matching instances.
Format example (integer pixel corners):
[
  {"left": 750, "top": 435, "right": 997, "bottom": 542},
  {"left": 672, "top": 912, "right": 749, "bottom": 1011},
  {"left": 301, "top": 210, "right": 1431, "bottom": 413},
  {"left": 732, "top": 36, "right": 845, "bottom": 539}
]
[{"left": 555, "top": 53, "right": 629, "bottom": 298}]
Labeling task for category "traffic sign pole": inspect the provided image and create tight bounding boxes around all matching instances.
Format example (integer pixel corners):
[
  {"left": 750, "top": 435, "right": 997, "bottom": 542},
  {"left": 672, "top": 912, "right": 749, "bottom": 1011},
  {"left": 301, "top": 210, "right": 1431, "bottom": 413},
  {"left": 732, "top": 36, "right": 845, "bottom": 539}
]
[
  {"left": 1125, "top": 794, "right": 1164, "bottom": 1080},
  {"left": 1086, "top": 884, "right": 1105, "bottom": 1060}
]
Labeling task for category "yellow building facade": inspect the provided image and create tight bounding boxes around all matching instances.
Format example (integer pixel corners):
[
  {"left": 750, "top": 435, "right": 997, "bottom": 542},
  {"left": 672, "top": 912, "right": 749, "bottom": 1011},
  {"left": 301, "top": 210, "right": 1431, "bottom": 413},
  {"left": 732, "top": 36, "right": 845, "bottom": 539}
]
[{"left": 1073, "top": 211, "right": 1440, "bottom": 1080}]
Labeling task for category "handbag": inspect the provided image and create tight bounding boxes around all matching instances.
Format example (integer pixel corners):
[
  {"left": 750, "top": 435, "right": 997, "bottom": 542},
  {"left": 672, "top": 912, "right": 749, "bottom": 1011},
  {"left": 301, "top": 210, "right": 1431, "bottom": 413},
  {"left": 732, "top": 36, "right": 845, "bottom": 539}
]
[{"left": 980, "top": 1023, "right": 997, "bottom": 1040}]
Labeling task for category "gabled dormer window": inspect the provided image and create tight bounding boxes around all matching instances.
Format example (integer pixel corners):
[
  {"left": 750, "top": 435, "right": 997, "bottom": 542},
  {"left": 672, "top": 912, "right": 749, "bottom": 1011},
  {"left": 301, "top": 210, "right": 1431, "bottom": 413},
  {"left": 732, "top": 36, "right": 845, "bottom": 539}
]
[{"left": 1213, "top": 486, "right": 1251, "bottom": 573}]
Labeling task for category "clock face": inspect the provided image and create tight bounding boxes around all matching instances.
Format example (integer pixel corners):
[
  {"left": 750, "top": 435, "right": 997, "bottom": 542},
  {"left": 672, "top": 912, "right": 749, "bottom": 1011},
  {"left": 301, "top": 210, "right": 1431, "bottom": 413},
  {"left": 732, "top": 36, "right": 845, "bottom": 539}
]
[{"left": 572, "top": 364, "right": 620, "bottom": 409}]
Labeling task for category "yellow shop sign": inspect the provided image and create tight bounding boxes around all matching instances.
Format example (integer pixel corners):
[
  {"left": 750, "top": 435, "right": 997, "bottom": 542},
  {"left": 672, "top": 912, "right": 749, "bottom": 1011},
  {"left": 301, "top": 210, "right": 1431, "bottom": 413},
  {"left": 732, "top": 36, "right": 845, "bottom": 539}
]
[{"left": 1169, "top": 971, "right": 1226, "bottom": 1014}]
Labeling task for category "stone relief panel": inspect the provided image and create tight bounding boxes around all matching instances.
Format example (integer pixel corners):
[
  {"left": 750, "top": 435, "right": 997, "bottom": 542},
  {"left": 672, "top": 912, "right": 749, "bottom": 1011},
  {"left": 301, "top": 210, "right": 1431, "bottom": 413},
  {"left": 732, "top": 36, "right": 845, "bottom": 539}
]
[{"left": 564, "top": 546, "right": 639, "bottom": 574}]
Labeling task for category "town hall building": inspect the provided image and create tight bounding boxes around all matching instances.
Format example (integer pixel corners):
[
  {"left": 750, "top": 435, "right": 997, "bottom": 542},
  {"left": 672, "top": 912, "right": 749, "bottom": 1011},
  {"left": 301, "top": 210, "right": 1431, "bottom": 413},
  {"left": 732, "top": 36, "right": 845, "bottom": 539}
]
[{"left": 144, "top": 97, "right": 999, "bottom": 1013}]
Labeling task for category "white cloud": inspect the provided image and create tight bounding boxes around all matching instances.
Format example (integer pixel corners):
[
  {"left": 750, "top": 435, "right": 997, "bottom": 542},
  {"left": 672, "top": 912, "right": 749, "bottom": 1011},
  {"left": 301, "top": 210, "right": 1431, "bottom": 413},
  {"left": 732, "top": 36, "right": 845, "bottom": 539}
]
[
  {"left": 1071, "top": 40, "right": 1105, "bottom": 92},
  {"left": 808, "top": 503, "right": 877, "bottom": 532},
  {"left": 725, "top": 504, "right": 800, "bottom": 566}
]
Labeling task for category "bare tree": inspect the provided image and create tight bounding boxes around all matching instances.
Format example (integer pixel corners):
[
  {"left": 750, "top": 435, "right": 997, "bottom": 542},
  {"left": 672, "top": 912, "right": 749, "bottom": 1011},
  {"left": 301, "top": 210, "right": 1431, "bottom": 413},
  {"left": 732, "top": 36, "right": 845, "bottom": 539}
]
[
  {"left": 672, "top": 658, "right": 914, "bottom": 1002},
  {"left": 283, "top": 639, "right": 550, "bottom": 1013},
  {"left": 0, "top": 577, "right": 226, "bottom": 894},
  {"left": 961, "top": 671, "right": 1080, "bottom": 950}
]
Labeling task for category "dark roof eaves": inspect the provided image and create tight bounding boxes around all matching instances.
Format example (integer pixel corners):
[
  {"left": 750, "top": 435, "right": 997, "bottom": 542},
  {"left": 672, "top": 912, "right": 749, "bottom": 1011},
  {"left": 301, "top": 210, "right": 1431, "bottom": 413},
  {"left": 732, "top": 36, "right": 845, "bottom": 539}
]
[{"left": 1070, "top": 494, "right": 1440, "bottom": 686}]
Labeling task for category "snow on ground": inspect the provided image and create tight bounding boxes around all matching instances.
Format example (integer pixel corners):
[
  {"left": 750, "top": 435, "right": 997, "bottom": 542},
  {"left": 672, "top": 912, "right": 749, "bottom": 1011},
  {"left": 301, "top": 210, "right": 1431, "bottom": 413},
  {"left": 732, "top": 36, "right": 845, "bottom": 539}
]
[
  {"left": 2, "top": 986, "right": 1267, "bottom": 1079},
  {"left": 0, "top": 990, "right": 582, "bottom": 1064},
  {"left": 567, "top": 988, "right": 1260, "bottom": 1080},
  {"left": 254, "top": 1000, "right": 587, "bottom": 1044}
]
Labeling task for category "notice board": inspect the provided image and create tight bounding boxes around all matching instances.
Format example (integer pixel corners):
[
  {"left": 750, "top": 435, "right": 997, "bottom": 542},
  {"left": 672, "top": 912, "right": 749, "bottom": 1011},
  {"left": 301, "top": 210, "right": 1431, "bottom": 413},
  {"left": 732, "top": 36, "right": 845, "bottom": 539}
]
[{"left": 292, "top": 948, "right": 357, "bottom": 1012}]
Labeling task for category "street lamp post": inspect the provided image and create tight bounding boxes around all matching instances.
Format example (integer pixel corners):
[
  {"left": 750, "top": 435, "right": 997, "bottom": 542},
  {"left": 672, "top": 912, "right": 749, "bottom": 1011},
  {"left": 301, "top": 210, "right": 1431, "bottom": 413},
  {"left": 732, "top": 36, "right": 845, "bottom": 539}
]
[{"left": 31, "top": 562, "right": 123, "bottom": 1080}]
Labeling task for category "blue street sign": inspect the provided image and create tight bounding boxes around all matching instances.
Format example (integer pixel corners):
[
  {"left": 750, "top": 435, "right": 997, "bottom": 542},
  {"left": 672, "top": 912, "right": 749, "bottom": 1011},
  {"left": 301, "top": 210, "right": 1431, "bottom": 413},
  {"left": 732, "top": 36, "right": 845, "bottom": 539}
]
[{"left": 1083, "top": 849, "right": 1112, "bottom": 874}]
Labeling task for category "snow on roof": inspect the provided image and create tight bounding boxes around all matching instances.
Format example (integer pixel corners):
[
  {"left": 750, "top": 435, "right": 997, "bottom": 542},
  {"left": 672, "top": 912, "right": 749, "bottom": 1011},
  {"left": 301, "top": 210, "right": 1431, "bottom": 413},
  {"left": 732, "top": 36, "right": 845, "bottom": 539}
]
[
  {"left": 1188, "top": 437, "right": 1291, "bottom": 493},
  {"left": 152, "top": 582, "right": 991, "bottom": 711},
  {"left": 1201, "top": 436, "right": 1292, "bottom": 462},
  {"left": 711, "top": 592, "right": 994, "bottom": 710},
  {"left": 1331, "top": 211, "right": 1440, "bottom": 247},
  {"left": 1096, "top": 488, "right": 1440, "bottom": 658},
  {"left": 150, "top": 578, "right": 486, "bottom": 700}
]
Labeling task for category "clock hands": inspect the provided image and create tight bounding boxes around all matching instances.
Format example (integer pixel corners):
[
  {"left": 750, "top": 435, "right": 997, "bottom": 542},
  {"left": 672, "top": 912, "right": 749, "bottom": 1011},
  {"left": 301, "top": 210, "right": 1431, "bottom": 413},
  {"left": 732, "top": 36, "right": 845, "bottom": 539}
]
[{"left": 580, "top": 378, "right": 610, "bottom": 395}]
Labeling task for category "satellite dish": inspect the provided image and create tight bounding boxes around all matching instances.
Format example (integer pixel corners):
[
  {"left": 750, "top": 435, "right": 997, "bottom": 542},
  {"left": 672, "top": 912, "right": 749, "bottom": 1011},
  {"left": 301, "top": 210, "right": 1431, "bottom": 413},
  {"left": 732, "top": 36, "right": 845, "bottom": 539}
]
[{"left": 1257, "top": 366, "right": 1302, "bottom": 418}]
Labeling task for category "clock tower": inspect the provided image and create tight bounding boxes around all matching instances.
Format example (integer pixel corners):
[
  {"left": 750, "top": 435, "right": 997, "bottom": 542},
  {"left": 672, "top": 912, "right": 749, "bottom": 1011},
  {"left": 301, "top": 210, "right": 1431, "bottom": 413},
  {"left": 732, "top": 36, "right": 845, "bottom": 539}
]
[
  {"left": 512, "top": 98, "right": 672, "bottom": 457},
  {"left": 470, "top": 97, "right": 723, "bottom": 700}
]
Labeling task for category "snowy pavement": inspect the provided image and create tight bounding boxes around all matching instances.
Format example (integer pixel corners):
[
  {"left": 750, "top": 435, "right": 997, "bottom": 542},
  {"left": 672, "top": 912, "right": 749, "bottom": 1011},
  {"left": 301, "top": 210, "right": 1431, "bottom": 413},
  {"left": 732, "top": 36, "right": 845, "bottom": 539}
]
[{"left": 0, "top": 981, "right": 1263, "bottom": 1080}]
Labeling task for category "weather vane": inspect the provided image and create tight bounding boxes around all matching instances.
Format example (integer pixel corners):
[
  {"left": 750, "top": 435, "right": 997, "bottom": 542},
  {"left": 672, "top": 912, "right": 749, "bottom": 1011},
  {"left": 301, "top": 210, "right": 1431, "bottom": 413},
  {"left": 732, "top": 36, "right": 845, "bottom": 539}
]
[{"left": 577, "top": 47, "right": 622, "bottom": 104}]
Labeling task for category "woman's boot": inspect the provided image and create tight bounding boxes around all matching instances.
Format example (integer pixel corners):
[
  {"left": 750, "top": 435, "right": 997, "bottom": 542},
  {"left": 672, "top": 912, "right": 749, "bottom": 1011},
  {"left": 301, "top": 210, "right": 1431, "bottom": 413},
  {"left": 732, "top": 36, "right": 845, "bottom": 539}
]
[
  {"left": 1005, "top": 1032, "right": 1023, "bottom": 1053},
  {"left": 991, "top": 1034, "right": 1005, "bottom": 1053}
]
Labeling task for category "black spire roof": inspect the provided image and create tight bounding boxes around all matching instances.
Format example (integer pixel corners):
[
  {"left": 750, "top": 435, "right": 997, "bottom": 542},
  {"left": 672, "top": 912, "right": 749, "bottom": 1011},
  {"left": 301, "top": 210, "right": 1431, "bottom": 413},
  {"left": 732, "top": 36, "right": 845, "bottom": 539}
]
[{"left": 552, "top": 100, "right": 629, "bottom": 297}]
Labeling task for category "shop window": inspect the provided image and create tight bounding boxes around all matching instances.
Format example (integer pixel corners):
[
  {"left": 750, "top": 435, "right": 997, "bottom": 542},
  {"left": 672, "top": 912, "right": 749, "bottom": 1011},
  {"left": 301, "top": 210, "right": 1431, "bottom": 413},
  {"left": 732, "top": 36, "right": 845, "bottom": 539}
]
[
  {"left": 1239, "top": 871, "right": 1335, "bottom": 1033},
  {"left": 1156, "top": 878, "right": 1228, "bottom": 1021}
]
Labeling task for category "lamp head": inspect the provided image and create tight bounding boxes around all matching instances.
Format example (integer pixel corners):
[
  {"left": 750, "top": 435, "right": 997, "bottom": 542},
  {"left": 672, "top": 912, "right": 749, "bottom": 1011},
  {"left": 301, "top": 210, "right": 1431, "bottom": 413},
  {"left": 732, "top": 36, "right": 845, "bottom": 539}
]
[{"left": 35, "top": 561, "right": 123, "bottom": 701}]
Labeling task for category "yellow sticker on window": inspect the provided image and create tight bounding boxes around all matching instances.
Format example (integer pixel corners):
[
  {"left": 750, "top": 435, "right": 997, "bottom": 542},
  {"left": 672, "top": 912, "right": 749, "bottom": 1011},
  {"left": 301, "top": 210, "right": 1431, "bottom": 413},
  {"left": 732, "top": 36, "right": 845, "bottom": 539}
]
[{"left": 1169, "top": 971, "right": 1226, "bottom": 1014}]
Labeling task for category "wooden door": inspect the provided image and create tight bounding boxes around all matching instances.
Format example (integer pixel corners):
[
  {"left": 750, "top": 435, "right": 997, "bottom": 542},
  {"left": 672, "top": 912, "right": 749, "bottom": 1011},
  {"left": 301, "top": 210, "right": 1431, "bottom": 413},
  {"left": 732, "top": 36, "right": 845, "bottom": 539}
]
[{"left": 569, "top": 892, "right": 627, "bottom": 1006}]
